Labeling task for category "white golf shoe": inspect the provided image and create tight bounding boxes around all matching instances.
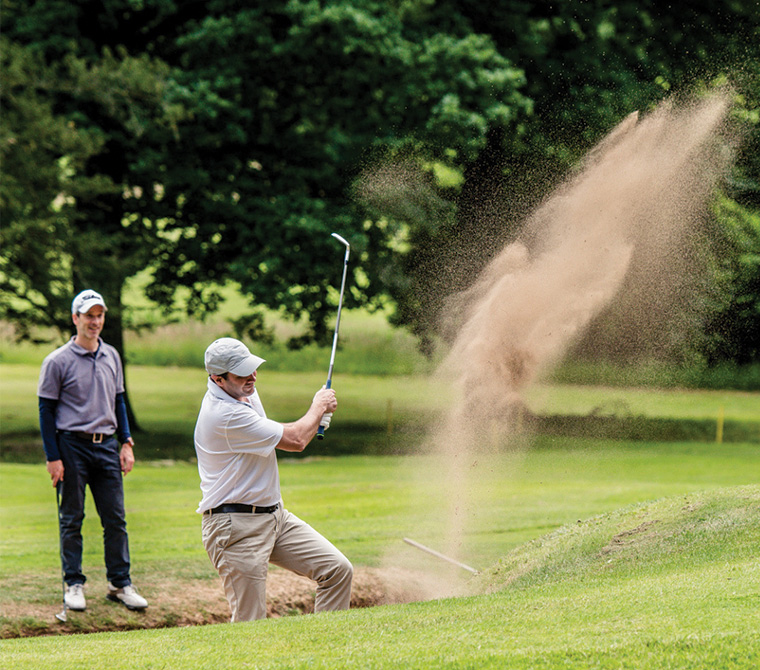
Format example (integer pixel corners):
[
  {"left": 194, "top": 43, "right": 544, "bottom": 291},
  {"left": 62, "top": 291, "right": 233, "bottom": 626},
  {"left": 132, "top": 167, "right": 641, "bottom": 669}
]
[
  {"left": 107, "top": 582, "right": 148, "bottom": 610},
  {"left": 64, "top": 583, "right": 86, "bottom": 611}
]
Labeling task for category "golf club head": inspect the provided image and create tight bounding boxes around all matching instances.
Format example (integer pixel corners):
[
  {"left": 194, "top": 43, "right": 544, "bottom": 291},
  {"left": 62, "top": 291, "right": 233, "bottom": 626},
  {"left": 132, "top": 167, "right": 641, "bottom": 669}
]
[
  {"left": 55, "top": 609, "right": 67, "bottom": 623},
  {"left": 331, "top": 232, "right": 350, "bottom": 249}
]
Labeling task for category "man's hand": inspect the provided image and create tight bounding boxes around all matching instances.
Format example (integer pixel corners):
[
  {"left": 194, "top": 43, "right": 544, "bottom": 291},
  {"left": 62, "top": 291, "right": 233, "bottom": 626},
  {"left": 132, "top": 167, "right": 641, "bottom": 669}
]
[
  {"left": 313, "top": 386, "right": 338, "bottom": 414},
  {"left": 47, "top": 460, "right": 64, "bottom": 487},
  {"left": 120, "top": 438, "right": 135, "bottom": 475},
  {"left": 278, "top": 387, "right": 338, "bottom": 452}
]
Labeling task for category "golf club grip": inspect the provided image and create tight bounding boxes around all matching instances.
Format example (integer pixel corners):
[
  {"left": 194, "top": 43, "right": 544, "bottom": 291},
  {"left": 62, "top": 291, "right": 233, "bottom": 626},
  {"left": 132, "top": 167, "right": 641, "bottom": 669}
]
[{"left": 316, "top": 378, "right": 332, "bottom": 440}]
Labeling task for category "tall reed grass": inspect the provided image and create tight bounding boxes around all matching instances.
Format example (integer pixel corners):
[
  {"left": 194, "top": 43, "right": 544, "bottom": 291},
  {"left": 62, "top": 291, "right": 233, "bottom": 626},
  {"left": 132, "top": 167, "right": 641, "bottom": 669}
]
[{"left": 0, "top": 309, "right": 436, "bottom": 376}]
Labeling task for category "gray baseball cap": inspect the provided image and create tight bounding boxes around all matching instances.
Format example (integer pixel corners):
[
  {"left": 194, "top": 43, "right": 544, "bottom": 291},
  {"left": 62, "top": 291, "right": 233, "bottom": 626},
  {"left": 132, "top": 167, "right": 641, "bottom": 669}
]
[
  {"left": 72, "top": 289, "right": 107, "bottom": 314},
  {"left": 204, "top": 337, "right": 265, "bottom": 376}
]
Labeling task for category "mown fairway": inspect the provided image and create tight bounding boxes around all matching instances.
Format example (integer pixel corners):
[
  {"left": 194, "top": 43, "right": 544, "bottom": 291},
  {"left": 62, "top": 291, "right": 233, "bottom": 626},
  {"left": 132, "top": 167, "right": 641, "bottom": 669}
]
[
  {"left": 3, "top": 436, "right": 760, "bottom": 666},
  {"left": 2, "top": 354, "right": 759, "bottom": 667},
  {"left": 2, "top": 361, "right": 758, "bottom": 460},
  {"left": 2, "top": 467, "right": 760, "bottom": 668}
]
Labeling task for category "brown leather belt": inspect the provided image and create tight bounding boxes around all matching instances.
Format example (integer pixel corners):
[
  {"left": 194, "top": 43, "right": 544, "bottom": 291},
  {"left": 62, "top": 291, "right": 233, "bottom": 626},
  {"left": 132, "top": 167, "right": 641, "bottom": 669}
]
[
  {"left": 61, "top": 431, "right": 112, "bottom": 444},
  {"left": 204, "top": 503, "right": 279, "bottom": 515}
]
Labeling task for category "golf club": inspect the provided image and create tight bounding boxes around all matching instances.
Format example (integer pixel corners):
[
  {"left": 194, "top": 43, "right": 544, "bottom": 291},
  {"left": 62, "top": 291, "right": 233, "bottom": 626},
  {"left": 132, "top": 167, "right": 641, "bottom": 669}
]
[
  {"left": 55, "top": 482, "right": 67, "bottom": 623},
  {"left": 403, "top": 537, "right": 479, "bottom": 575},
  {"left": 317, "top": 232, "right": 350, "bottom": 440}
]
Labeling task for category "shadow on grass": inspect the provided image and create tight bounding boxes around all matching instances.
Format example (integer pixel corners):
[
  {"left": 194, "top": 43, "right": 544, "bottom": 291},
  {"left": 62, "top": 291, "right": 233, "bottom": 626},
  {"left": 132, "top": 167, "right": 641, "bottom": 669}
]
[
  {"left": 0, "top": 424, "right": 425, "bottom": 464},
  {"left": 2, "top": 415, "right": 758, "bottom": 465}
]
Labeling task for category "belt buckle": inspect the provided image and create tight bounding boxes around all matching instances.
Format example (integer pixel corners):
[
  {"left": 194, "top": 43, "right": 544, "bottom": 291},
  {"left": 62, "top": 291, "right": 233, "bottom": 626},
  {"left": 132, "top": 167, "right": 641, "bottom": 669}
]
[{"left": 93, "top": 433, "right": 103, "bottom": 444}]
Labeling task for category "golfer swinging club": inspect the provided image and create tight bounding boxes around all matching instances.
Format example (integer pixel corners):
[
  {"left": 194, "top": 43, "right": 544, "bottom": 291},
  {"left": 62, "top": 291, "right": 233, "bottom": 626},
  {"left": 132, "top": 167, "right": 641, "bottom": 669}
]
[{"left": 194, "top": 337, "right": 353, "bottom": 622}]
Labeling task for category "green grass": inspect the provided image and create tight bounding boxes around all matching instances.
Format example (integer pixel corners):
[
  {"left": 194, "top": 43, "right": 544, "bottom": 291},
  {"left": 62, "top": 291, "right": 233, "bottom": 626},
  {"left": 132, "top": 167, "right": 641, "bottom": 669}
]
[
  {"left": 4, "top": 441, "right": 760, "bottom": 577},
  {"left": 2, "top": 361, "right": 758, "bottom": 464},
  {"left": 553, "top": 358, "right": 760, "bottom": 392},
  {"left": 0, "top": 363, "right": 447, "bottom": 461},
  {"left": 526, "top": 383, "right": 760, "bottom": 422},
  {"left": 2, "top": 295, "right": 758, "bottom": 389},
  {"left": 0, "top": 306, "right": 437, "bottom": 376},
  {"left": 2, "top": 453, "right": 760, "bottom": 667}
]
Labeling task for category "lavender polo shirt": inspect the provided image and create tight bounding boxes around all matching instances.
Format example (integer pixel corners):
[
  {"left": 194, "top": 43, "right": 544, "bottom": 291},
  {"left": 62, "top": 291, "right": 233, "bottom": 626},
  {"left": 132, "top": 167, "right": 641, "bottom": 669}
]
[{"left": 37, "top": 337, "right": 125, "bottom": 434}]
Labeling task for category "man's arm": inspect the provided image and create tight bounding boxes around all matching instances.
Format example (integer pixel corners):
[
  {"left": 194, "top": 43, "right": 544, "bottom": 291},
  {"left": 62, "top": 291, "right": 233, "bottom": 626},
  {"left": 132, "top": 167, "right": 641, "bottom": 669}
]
[
  {"left": 277, "top": 387, "right": 337, "bottom": 452},
  {"left": 39, "top": 397, "right": 63, "bottom": 486},
  {"left": 115, "top": 392, "right": 135, "bottom": 475}
]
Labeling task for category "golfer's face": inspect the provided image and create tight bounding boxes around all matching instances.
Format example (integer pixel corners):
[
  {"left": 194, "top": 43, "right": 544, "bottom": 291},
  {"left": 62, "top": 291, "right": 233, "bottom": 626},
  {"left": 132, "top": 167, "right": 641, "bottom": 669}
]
[
  {"left": 217, "top": 371, "right": 257, "bottom": 400},
  {"left": 73, "top": 306, "right": 105, "bottom": 342}
]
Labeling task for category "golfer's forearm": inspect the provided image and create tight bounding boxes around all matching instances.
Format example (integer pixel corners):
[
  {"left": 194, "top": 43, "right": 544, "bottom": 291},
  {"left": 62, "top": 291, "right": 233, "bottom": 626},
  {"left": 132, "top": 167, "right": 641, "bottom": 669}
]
[
  {"left": 115, "top": 392, "right": 132, "bottom": 443},
  {"left": 38, "top": 397, "right": 60, "bottom": 461},
  {"left": 278, "top": 407, "right": 325, "bottom": 451}
]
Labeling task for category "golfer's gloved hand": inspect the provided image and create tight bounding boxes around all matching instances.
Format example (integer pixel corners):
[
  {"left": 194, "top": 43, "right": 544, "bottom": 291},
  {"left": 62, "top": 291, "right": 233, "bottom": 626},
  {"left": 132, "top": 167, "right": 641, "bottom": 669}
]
[{"left": 319, "top": 413, "right": 333, "bottom": 430}]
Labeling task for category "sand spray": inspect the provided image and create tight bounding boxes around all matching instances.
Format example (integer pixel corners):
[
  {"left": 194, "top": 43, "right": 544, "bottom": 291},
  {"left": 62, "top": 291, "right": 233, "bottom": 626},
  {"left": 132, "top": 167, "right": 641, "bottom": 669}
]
[{"left": 368, "top": 92, "right": 736, "bottom": 599}]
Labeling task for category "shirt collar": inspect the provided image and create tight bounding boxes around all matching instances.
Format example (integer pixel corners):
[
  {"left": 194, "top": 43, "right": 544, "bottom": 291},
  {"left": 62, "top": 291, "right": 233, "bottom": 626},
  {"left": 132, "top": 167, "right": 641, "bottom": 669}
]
[
  {"left": 206, "top": 377, "right": 254, "bottom": 405},
  {"left": 68, "top": 336, "right": 104, "bottom": 357}
]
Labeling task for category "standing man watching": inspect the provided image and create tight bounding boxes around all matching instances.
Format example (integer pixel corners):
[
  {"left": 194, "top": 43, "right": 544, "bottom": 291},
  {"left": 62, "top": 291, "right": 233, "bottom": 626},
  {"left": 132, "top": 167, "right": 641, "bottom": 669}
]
[
  {"left": 195, "top": 337, "right": 353, "bottom": 622},
  {"left": 38, "top": 289, "right": 148, "bottom": 612}
]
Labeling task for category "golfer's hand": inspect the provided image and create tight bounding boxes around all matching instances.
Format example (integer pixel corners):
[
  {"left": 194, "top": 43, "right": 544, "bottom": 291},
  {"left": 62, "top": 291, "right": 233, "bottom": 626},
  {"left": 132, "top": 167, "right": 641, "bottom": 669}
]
[
  {"left": 319, "top": 412, "right": 333, "bottom": 430},
  {"left": 47, "top": 460, "right": 64, "bottom": 487},
  {"left": 313, "top": 386, "right": 338, "bottom": 413},
  {"left": 120, "top": 440, "right": 135, "bottom": 475}
]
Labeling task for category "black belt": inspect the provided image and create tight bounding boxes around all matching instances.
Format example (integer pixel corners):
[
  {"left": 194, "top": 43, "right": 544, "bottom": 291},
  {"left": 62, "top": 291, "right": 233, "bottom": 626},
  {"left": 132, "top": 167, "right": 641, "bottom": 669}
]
[
  {"left": 61, "top": 431, "right": 113, "bottom": 444},
  {"left": 204, "top": 503, "right": 279, "bottom": 515}
]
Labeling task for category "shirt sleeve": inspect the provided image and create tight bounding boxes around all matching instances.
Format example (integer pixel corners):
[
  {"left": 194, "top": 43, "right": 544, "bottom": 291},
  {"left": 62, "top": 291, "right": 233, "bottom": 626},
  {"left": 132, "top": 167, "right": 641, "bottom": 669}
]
[
  {"left": 39, "top": 397, "right": 60, "bottom": 461},
  {"left": 37, "top": 355, "right": 61, "bottom": 400},
  {"left": 115, "top": 392, "right": 131, "bottom": 443},
  {"left": 223, "top": 405, "right": 284, "bottom": 454}
]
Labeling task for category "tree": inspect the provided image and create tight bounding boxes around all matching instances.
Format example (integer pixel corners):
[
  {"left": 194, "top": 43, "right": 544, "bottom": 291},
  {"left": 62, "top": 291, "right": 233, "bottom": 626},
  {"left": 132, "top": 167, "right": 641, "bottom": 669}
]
[
  {"left": 360, "top": 0, "right": 760, "bottom": 362},
  {"left": 2, "top": 0, "right": 531, "bottom": 350},
  {"left": 0, "top": 38, "right": 104, "bottom": 340},
  {"left": 2, "top": 0, "right": 758, "bottom": 369},
  {"left": 146, "top": 0, "right": 532, "bottom": 345}
]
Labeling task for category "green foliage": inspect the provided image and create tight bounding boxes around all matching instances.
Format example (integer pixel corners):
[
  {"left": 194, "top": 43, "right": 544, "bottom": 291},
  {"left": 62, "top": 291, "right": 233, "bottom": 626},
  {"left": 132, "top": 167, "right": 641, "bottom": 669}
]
[
  {"left": 702, "top": 196, "right": 760, "bottom": 364},
  {"left": 1, "top": 0, "right": 758, "bottom": 373},
  {"left": 1, "top": 0, "right": 530, "bottom": 351},
  {"left": 0, "top": 38, "right": 103, "bottom": 340},
  {"left": 148, "top": 0, "right": 531, "bottom": 345},
  {"left": 360, "top": 1, "right": 760, "bottom": 362},
  {"left": 0, "top": 30, "right": 188, "bottom": 358}
]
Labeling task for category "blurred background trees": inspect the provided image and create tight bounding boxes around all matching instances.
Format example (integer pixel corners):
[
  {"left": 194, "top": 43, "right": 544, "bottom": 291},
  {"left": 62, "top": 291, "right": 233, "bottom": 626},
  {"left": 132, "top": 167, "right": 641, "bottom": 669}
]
[{"left": 2, "top": 0, "right": 758, "bottom": 368}]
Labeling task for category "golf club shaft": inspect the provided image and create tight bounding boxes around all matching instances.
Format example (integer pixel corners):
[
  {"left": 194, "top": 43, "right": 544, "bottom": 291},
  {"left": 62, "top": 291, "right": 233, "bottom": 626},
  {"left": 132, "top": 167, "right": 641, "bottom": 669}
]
[
  {"left": 318, "top": 234, "right": 350, "bottom": 439},
  {"left": 56, "top": 482, "right": 68, "bottom": 622},
  {"left": 326, "top": 245, "right": 349, "bottom": 383},
  {"left": 403, "top": 537, "right": 479, "bottom": 574}
]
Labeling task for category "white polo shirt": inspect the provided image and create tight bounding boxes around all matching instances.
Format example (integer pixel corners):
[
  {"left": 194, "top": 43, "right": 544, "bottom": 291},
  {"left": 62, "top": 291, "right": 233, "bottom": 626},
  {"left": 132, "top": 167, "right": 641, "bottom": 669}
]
[{"left": 194, "top": 378, "right": 285, "bottom": 513}]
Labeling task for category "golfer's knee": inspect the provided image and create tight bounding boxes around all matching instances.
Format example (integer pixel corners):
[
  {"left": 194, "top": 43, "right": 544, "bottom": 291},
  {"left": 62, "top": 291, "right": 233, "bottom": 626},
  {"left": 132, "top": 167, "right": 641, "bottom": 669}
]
[{"left": 329, "top": 554, "right": 353, "bottom": 586}]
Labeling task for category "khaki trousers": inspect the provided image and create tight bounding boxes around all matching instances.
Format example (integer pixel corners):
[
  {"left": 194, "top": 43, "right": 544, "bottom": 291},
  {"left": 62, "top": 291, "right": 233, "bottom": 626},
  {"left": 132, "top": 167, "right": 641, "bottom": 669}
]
[{"left": 202, "top": 505, "right": 353, "bottom": 622}]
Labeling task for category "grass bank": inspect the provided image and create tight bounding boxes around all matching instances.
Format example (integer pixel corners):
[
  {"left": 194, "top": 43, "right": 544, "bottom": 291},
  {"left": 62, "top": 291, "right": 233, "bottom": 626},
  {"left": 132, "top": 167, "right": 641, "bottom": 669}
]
[
  {"left": 2, "top": 482, "right": 759, "bottom": 668},
  {"left": 3, "top": 440, "right": 760, "bottom": 640}
]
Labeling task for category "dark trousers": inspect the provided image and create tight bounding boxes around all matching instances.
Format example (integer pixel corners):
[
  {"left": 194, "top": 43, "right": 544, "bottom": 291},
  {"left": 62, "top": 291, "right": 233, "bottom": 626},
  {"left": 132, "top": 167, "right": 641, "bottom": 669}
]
[{"left": 57, "top": 432, "right": 131, "bottom": 587}]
